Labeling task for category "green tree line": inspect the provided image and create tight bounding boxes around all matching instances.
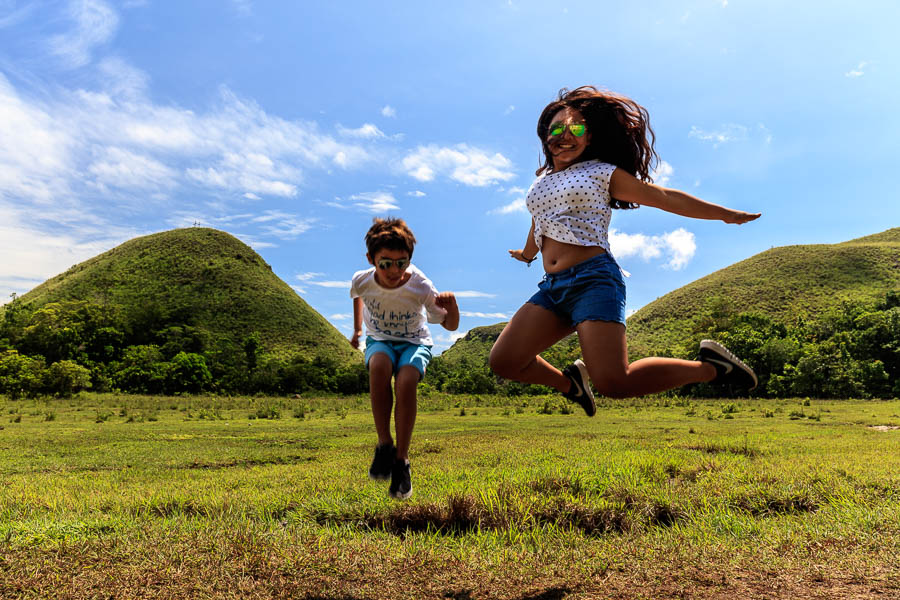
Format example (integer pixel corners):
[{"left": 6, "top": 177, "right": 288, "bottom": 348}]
[
  {"left": 427, "top": 290, "right": 900, "bottom": 399},
  {"left": 2, "top": 290, "right": 896, "bottom": 399},
  {"left": 0, "top": 298, "right": 367, "bottom": 398}
]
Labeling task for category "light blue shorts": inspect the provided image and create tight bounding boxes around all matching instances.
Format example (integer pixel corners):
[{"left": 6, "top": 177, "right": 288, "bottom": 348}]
[{"left": 364, "top": 337, "right": 433, "bottom": 379}]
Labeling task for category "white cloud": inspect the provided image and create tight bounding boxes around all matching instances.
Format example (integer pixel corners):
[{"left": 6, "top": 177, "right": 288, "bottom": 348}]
[
  {"left": 381, "top": 105, "right": 396, "bottom": 118},
  {"left": 1, "top": 66, "right": 380, "bottom": 219},
  {"left": 338, "top": 123, "right": 385, "bottom": 139},
  {"left": 689, "top": 124, "right": 749, "bottom": 147},
  {"left": 503, "top": 105, "right": 515, "bottom": 115},
  {"left": 88, "top": 146, "right": 177, "bottom": 191},
  {"left": 453, "top": 290, "right": 497, "bottom": 298},
  {"left": 310, "top": 280, "right": 351, "bottom": 288},
  {"left": 295, "top": 272, "right": 350, "bottom": 288},
  {"left": 251, "top": 210, "right": 315, "bottom": 239},
  {"left": 0, "top": 75, "right": 74, "bottom": 204},
  {"left": 460, "top": 311, "right": 508, "bottom": 319},
  {"left": 351, "top": 191, "right": 400, "bottom": 213},
  {"left": 650, "top": 160, "right": 673, "bottom": 186},
  {"left": 407, "top": 190, "right": 426, "bottom": 197},
  {"left": 432, "top": 331, "right": 468, "bottom": 352},
  {"left": 402, "top": 144, "right": 515, "bottom": 186},
  {"left": 489, "top": 198, "right": 525, "bottom": 215},
  {"left": 296, "top": 272, "right": 325, "bottom": 281},
  {"left": 231, "top": 0, "right": 253, "bottom": 16},
  {"left": 489, "top": 186, "right": 528, "bottom": 214},
  {"left": 845, "top": 61, "right": 866, "bottom": 77},
  {"left": 609, "top": 227, "right": 696, "bottom": 270},
  {"left": 97, "top": 56, "right": 149, "bottom": 100},
  {"left": 0, "top": 203, "right": 133, "bottom": 302},
  {"left": 48, "top": 0, "right": 119, "bottom": 68},
  {"left": 329, "top": 313, "right": 351, "bottom": 320}
]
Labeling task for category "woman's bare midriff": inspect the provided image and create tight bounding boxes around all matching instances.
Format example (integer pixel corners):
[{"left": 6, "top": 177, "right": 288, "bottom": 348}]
[{"left": 540, "top": 237, "right": 606, "bottom": 273}]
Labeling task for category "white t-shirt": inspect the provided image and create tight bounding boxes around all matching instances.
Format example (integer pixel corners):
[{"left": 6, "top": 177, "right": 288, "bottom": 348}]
[
  {"left": 525, "top": 159, "right": 616, "bottom": 253},
  {"left": 349, "top": 264, "right": 446, "bottom": 346}
]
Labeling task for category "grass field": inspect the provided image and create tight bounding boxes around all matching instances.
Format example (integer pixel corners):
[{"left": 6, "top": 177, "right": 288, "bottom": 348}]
[{"left": 1, "top": 392, "right": 899, "bottom": 599}]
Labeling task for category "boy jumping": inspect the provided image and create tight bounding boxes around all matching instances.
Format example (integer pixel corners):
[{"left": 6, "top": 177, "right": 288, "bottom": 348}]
[{"left": 350, "top": 217, "right": 459, "bottom": 499}]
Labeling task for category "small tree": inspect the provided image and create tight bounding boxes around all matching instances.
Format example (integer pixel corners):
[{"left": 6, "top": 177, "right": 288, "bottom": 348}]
[
  {"left": 168, "top": 352, "right": 212, "bottom": 393},
  {"left": 45, "top": 360, "right": 92, "bottom": 397},
  {"left": 0, "top": 350, "right": 47, "bottom": 399}
]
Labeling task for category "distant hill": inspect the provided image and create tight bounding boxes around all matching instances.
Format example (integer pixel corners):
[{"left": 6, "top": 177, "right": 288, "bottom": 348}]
[
  {"left": 436, "top": 227, "right": 900, "bottom": 371},
  {"left": 11, "top": 227, "right": 359, "bottom": 366},
  {"left": 626, "top": 227, "right": 900, "bottom": 357}
]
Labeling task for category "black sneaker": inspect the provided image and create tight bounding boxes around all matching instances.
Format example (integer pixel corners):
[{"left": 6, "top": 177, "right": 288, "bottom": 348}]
[
  {"left": 389, "top": 459, "right": 412, "bottom": 500},
  {"left": 698, "top": 340, "right": 758, "bottom": 390},
  {"left": 562, "top": 359, "right": 596, "bottom": 416},
  {"left": 368, "top": 443, "right": 395, "bottom": 480}
]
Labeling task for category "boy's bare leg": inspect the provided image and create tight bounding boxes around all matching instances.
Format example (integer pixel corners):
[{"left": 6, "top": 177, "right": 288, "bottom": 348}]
[
  {"left": 393, "top": 365, "right": 420, "bottom": 461},
  {"left": 368, "top": 353, "right": 395, "bottom": 446}
]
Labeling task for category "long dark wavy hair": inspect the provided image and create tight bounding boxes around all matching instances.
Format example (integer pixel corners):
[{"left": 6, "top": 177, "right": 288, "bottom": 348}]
[{"left": 536, "top": 86, "right": 659, "bottom": 209}]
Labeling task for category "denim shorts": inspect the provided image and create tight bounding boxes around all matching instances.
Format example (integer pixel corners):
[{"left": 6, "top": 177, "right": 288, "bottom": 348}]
[
  {"left": 364, "top": 337, "right": 433, "bottom": 379},
  {"left": 527, "top": 252, "right": 626, "bottom": 327}
]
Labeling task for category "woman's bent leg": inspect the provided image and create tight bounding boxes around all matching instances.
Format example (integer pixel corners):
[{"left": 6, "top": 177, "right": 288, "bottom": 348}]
[
  {"left": 489, "top": 303, "right": 576, "bottom": 392},
  {"left": 576, "top": 320, "right": 716, "bottom": 398}
]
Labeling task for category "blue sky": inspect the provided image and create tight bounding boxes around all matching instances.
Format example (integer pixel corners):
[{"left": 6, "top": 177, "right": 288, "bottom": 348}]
[{"left": 1, "top": 0, "right": 898, "bottom": 353}]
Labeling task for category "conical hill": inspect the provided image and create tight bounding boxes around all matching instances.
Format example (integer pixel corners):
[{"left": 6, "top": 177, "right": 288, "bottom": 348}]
[
  {"left": 626, "top": 227, "right": 900, "bottom": 357},
  {"left": 14, "top": 227, "right": 359, "bottom": 365}
]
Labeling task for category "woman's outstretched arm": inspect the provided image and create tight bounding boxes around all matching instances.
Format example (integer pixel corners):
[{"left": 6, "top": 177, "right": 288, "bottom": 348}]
[{"left": 610, "top": 169, "right": 761, "bottom": 224}]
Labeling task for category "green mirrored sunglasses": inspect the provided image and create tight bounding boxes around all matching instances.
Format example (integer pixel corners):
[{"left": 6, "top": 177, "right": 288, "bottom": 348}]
[
  {"left": 548, "top": 122, "right": 587, "bottom": 137},
  {"left": 376, "top": 257, "right": 409, "bottom": 270}
]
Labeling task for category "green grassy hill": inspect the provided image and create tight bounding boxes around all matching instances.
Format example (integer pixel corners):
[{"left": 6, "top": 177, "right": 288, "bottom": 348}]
[
  {"left": 626, "top": 227, "right": 900, "bottom": 357},
  {"left": 437, "top": 228, "right": 900, "bottom": 371},
  {"left": 11, "top": 227, "right": 359, "bottom": 365}
]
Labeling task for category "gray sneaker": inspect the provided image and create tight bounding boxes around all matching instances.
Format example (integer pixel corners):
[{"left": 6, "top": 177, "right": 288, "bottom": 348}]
[
  {"left": 562, "top": 359, "right": 596, "bottom": 416},
  {"left": 698, "top": 340, "right": 758, "bottom": 390}
]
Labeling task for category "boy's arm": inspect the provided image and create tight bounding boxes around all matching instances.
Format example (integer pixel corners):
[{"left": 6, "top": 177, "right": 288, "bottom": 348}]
[
  {"left": 435, "top": 292, "right": 459, "bottom": 331},
  {"left": 610, "top": 169, "right": 761, "bottom": 224},
  {"left": 350, "top": 296, "right": 364, "bottom": 349}
]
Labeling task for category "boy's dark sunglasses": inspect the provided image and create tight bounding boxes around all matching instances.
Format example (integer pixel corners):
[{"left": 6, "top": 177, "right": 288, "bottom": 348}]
[
  {"left": 376, "top": 258, "right": 409, "bottom": 270},
  {"left": 548, "top": 122, "right": 587, "bottom": 137}
]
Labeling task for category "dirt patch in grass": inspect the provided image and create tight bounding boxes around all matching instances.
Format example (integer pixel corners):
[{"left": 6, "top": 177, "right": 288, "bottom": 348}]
[
  {"left": 313, "top": 491, "right": 685, "bottom": 538},
  {"left": 730, "top": 487, "right": 820, "bottom": 517},
  {"left": 685, "top": 441, "right": 761, "bottom": 458},
  {"left": 1, "top": 534, "right": 897, "bottom": 600},
  {"left": 182, "top": 454, "right": 317, "bottom": 469}
]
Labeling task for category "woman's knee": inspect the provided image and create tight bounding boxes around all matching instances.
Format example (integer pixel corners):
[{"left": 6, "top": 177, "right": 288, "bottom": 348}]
[
  {"left": 488, "top": 345, "right": 519, "bottom": 378},
  {"left": 589, "top": 374, "right": 630, "bottom": 399}
]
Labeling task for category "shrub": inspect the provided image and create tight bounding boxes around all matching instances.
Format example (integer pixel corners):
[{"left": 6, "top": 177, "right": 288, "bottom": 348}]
[
  {"left": 0, "top": 350, "right": 47, "bottom": 399},
  {"left": 45, "top": 360, "right": 92, "bottom": 397}
]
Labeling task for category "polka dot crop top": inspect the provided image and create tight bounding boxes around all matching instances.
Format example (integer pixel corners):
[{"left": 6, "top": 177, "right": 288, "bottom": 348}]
[{"left": 525, "top": 159, "right": 617, "bottom": 252}]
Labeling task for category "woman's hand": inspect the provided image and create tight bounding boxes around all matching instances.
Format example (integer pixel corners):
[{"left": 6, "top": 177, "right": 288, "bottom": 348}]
[
  {"left": 509, "top": 249, "right": 537, "bottom": 263},
  {"left": 722, "top": 210, "right": 761, "bottom": 225}
]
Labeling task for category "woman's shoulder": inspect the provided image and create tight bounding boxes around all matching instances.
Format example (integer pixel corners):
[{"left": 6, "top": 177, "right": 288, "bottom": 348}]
[{"left": 578, "top": 159, "right": 616, "bottom": 173}]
